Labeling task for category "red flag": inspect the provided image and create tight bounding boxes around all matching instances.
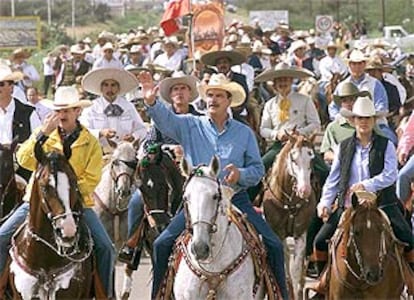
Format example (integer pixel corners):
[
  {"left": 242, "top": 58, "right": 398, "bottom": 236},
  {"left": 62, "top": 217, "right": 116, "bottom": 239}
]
[{"left": 160, "top": 0, "right": 190, "bottom": 36}]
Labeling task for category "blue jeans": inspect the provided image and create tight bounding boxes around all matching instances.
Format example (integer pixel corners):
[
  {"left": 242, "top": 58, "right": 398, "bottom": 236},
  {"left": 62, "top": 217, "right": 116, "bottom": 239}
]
[
  {"left": 397, "top": 155, "right": 414, "bottom": 203},
  {"left": 127, "top": 189, "right": 144, "bottom": 237},
  {"left": 0, "top": 203, "right": 115, "bottom": 297},
  {"left": 151, "top": 191, "right": 288, "bottom": 300}
]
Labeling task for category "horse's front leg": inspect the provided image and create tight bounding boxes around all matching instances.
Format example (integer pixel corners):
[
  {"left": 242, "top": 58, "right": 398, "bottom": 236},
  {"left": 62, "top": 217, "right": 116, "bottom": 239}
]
[{"left": 292, "top": 232, "right": 307, "bottom": 300}]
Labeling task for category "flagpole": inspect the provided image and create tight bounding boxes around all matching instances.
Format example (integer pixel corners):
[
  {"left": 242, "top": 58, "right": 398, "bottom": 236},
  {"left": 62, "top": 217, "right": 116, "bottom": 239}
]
[{"left": 188, "top": 0, "right": 196, "bottom": 74}]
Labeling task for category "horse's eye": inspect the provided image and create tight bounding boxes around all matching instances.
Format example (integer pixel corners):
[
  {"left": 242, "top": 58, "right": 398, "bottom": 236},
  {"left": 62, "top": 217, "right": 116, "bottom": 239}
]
[
  {"left": 212, "top": 193, "right": 220, "bottom": 201},
  {"left": 113, "top": 160, "right": 120, "bottom": 166}
]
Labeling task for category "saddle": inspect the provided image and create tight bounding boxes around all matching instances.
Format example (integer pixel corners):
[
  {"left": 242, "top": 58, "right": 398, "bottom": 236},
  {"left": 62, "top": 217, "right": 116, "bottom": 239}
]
[{"left": 156, "top": 208, "right": 281, "bottom": 300}]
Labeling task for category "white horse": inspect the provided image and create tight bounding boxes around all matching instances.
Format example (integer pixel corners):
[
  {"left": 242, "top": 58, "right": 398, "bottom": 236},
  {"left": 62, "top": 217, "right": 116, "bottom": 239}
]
[
  {"left": 93, "top": 141, "right": 138, "bottom": 249},
  {"left": 173, "top": 156, "right": 277, "bottom": 300}
]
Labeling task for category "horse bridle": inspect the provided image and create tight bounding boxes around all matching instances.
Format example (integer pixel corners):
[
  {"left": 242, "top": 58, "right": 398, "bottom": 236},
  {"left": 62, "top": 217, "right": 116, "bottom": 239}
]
[
  {"left": 342, "top": 210, "right": 390, "bottom": 285},
  {"left": 110, "top": 158, "right": 137, "bottom": 211},
  {"left": 183, "top": 166, "right": 223, "bottom": 234}
]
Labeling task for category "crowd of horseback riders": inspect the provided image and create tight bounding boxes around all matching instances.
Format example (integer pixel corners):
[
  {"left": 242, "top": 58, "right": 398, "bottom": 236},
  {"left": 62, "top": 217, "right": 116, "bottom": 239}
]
[{"left": 2, "top": 19, "right": 414, "bottom": 299}]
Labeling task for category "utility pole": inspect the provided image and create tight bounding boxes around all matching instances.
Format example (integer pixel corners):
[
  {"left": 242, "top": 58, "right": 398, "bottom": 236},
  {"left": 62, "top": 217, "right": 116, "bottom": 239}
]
[
  {"left": 72, "top": 0, "right": 76, "bottom": 39},
  {"left": 47, "top": 0, "right": 52, "bottom": 25},
  {"left": 356, "top": 0, "right": 360, "bottom": 24},
  {"left": 381, "top": 0, "right": 386, "bottom": 28},
  {"left": 11, "top": 0, "right": 15, "bottom": 17},
  {"left": 336, "top": 0, "right": 340, "bottom": 21}
]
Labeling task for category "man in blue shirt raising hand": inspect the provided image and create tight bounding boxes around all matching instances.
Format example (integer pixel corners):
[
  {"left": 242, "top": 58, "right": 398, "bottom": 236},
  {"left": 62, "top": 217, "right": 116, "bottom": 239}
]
[{"left": 139, "top": 71, "right": 288, "bottom": 300}]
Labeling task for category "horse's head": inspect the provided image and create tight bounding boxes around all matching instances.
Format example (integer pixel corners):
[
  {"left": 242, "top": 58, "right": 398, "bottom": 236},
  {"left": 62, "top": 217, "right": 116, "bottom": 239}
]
[
  {"left": 135, "top": 144, "right": 179, "bottom": 228},
  {"left": 109, "top": 141, "right": 138, "bottom": 210},
  {"left": 0, "top": 138, "right": 18, "bottom": 207},
  {"left": 181, "top": 156, "right": 231, "bottom": 261},
  {"left": 343, "top": 194, "right": 393, "bottom": 285},
  {"left": 284, "top": 134, "right": 315, "bottom": 199},
  {"left": 34, "top": 141, "right": 82, "bottom": 249}
]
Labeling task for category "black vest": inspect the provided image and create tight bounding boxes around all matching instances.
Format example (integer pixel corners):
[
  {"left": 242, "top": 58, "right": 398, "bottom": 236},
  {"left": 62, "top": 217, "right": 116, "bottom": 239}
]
[
  {"left": 338, "top": 133, "right": 398, "bottom": 208},
  {"left": 13, "top": 99, "right": 34, "bottom": 143}
]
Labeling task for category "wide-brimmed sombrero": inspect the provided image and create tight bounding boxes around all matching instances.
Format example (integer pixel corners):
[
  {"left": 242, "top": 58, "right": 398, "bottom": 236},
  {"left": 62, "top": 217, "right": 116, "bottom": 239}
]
[{"left": 255, "top": 62, "right": 314, "bottom": 82}]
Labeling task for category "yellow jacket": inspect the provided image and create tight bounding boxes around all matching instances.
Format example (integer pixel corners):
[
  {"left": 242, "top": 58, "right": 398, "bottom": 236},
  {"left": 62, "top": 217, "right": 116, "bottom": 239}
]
[{"left": 16, "top": 125, "right": 102, "bottom": 207}]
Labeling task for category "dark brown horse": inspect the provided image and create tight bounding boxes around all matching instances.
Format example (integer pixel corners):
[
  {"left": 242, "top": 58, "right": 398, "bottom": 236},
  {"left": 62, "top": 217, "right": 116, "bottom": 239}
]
[
  {"left": 120, "top": 144, "right": 184, "bottom": 300},
  {"left": 7, "top": 141, "right": 95, "bottom": 299},
  {"left": 328, "top": 199, "right": 404, "bottom": 299},
  {"left": 0, "top": 138, "right": 23, "bottom": 226},
  {"left": 263, "top": 134, "right": 317, "bottom": 300}
]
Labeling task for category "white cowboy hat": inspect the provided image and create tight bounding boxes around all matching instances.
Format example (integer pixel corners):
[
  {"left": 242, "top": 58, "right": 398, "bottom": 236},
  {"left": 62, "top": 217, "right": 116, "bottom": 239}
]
[
  {"left": 255, "top": 62, "right": 314, "bottom": 82},
  {"left": 129, "top": 45, "right": 142, "bottom": 53},
  {"left": 70, "top": 44, "right": 85, "bottom": 55},
  {"left": 159, "top": 71, "right": 199, "bottom": 103},
  {"left": 102, "top": 42, "right": 115, "bottom": 51},
  {"left": 340, "top": 96, "right": 387, "bottom": 118},
  {"left": 347, "top": 50, "right": 368, "bottom": 63},
  {"left": 289, "top": 40, "right": 307, "bottom": 53},
  {"left": 41, "top": 86, "right": 92, "bottom": 110},
  {"left": 198, "top": 73, "right": 246, "bottom": 108},
  {"left": 82, "top": 68, "right": 139, "bottom": 96},
  {"left": 0, "top": 64, "right": 23, "bottom": 82}
]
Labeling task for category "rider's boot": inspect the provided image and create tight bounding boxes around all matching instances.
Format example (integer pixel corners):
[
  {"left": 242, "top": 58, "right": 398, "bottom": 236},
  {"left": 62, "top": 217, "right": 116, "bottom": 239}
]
[
  {"left": 118, "top": 244, "right": 135, "bottom": 264},
  {"left": 128, "top": 248, "right": 142, "bottom": 270},
  {"left": 309, "top": 259, "right": 328, "bottom": 299}
]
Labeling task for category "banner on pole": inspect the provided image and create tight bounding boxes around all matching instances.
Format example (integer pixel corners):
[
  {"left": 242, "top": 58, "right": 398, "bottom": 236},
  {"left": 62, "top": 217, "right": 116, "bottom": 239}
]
[{"left": 0, "top": 16, "right": 41, "bottom": 50}]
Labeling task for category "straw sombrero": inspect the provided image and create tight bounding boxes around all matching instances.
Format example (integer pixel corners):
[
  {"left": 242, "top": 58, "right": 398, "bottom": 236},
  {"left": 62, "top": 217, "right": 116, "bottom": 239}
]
[
  {"left": 159, "top": 71, "right": 199, "bottom": 103},
  {"left": 255, "top": 62, "right": 314, "bottom": 82},
  {"left": 82, "top": 68, "right": 139, "bottom": 96},
  {"left": 0, "top": 64, "right": 23, "bottom": 82},
  {"left": 198, "top": 73, "right": 246, "bottom": 107},
  {"left": 200, "top": 48, "right": 246, "bottom": 67},
  {"left": 41, "top": 86, "right": 92, "bottom": 110}
]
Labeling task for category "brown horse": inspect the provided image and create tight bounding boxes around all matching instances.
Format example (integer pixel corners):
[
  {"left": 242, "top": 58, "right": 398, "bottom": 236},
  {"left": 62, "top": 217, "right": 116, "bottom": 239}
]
[
  {"left": 0, "top": 138, "right": 23, "bottom": 226},
  {"left": 120, "top": 144, "right": 184, "bottom": 300},
  {"left": 263, "top": 134, "right": 317, "bottom": 300},
  {"left": 324, "top": 72, "right": 345, "bottom": 105},
  {"left": 7, "top": 141, "right": 95, "bottom": 299},
  {"left": 327, "top": 200, "right": 405, "bottom": 299}
]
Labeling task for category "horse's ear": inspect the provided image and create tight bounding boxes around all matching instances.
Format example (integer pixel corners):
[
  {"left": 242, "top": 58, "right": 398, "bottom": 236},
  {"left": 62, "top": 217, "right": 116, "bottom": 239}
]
[
  {"left": 34, "top": 140, "right": 46, "bottom": 165},
  {"left": 209, "top": 155, "right": 220, "bottom": 177},
  {"left": 286, "top": 130, "right": 296, "bottom": 145},
  {"left": 180, "top": 157, "right": 192, "bottom": 177},
  {"left": 308, "top": 131, "right": 317, "bottom": 144},
  {"left": 132, "top": 138, "right": 140, "bottom": 150},
  {"left": 107, "top": 138, "right": 117, "bottom": 149},
  {"left": 11, "top": 135, "right": 19, "bottom": 152}
]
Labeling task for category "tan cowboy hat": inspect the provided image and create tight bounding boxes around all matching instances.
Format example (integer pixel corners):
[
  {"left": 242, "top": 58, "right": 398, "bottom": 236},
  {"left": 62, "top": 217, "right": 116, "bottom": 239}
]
[
  {"left": 201, "top": 48, "right": 246, "bottom": 67},
  {"left": 371, "top": 38, "right": 390, "bottom": 48},
  {"left": 340, "top": 96, "right": 387, "bottom": 118},
  {"left": 41, "top": 86, "right": 92, "bottom": 110},
  {"left": 198, "top": 73, "right": 246, "bottom": 108},
  {"left": 365, "top": 58, "right": 385, "bottom": 70},
  {"left": 10, "top": 48, "right": 31, "bottom": 61},
  {"left": 333, "top": 82, "right": 370, "bottom": 105},
  {"left": 0, "top": 64, "right": 23, "bottom": 82},
  {"left": 82, "top": 68, "right": 139, "bottom": 96},
  {"left": 102, "top": 42, "right": 115, "bottom": 52},
  {"left": 124, "top": 64, "right": 150, "bottom": 75},
  {"left": 159, "top": 71, "right": 199, "bottom": 103},
  {"left": 326, "top": 41, "right": 338, "bottom": 49},
  {"left": 347, "top": 50, "right": 368, "bottom": 63},
  {"left": 70, "top": 44, "right": 85, "bottom": 55},
  {"left": 129, "top": 45, "right": 142, "bottom": 54},
  {"left": 255, "top": 62, "right": 314, "bottom": 82}
]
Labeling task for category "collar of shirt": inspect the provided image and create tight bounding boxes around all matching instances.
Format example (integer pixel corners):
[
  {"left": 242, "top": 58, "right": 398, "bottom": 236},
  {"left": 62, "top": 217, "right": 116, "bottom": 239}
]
[
  {"left": 0, "top": 99, "right": 15, "bottom": 115},
  {"left": 275, "top": 90, "right": 294, "bottom": 103},
  {"left": 350, "top": 73, "right": 367, "bottom": 85},
  {"left": 206, "top": 115, "right": 232, "bottom": 134}
]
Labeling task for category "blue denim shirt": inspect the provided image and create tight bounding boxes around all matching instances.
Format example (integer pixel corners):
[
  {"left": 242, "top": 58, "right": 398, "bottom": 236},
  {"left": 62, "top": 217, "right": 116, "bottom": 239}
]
[{"left": 145, "top": 100, "right": 265, "bottom": 192}]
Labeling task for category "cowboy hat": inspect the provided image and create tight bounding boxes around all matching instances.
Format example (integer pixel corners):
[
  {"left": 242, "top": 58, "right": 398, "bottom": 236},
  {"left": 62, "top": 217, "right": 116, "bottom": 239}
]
[
  {"left": 347, "top": 50, "right": 368, "bottom": 63},
  {"left": 255, "top": 62, "right": 314, "bottom": 82},
  {"left": 371, "top": 38, "right": 390, "bottom": 48},
  {"left": 10, "top": 48, "right": 31, "bottom": 61},
  {"left": 289, "top": 40, "right": 308, "bottom": 53},
  {"left": 124, "top": 64, "right": 150, "bottom": 75},
  {"left": 102, "top": 42, "right": 115, "bottom": 52},
  {"left": 340, "top": 96, "right": 387, "bottom": 118},
  {"left": 41, "top": 86, "right": 92, "bottom": 110},
  {"left": 70, "top": 44, "right": 85, "bottom": 55},
  {"left": 0, "top": 64, "right": 23, "bottom": 82},
  {"left": 365, "top": 58, "right": 385, "bottom": 70},
  {"left": 159, "top": 71, "right": 199, "bottom": 103},
  {"left": 82, "top": 68, "right": 139, "bottom": 96},
  {"left": 200, "top": 47, "right": 246, "bottom": 67},
  {"left": 198, "top": 73, "right": 246, "bottom": 108},
  {"left": 129, "top": 45, "right": 142, "bottom": 54},
  {"left": 333, "top": 82, "right": 370, "bottom": 105},
  {"left": 326, "top": 41, "right": 338, "bottom": 49}
]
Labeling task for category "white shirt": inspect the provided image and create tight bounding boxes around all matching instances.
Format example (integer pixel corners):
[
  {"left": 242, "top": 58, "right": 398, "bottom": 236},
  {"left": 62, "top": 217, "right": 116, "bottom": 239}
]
[
  {"left": 153, "top": 51, "right": 183, "bottom": 71},
  {"left": 31, "top": 102, "right": 52, "bottom": 122},
  {"left": 79, "top": 95, "right": 147, "bottom": 143},
  {"left": 319, "top": 55, "right": 348, "bottom": 82},
  {"left": 13, "top": 62, "right": 40, "bottom": 88},
  {"left": 92, "top": 56, "right": 123, "bottom": 70},
  {"left": 0, "top": 99, "right": 41, "bottom": 144},
  {"left": 232, "top": 63, "right": 254, "bottom": 92},
  {"left": 42, "top": 56, "right": 55, "bottom": 76}
]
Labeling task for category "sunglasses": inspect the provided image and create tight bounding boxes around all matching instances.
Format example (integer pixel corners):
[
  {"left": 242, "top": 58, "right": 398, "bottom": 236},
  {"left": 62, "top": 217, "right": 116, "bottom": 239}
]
[{"left": 0, "top": 81, "right": 12, "bottom": 87}]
